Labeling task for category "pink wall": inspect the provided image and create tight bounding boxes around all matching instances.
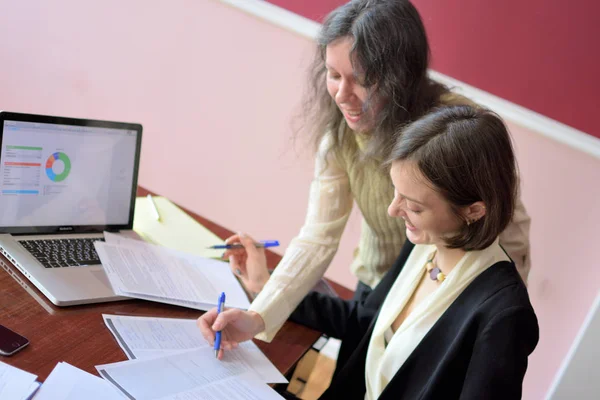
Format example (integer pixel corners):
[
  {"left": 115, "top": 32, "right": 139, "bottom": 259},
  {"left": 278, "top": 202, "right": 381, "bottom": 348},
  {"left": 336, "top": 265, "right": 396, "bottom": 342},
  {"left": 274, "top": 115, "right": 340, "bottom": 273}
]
[
  {"left": 0, "top": 0, "right": 359, "bottom": 289},
  {"left": 1, "top": 0, "right": 599, "bottom": 398},
  {"left": 507, "top": 121, "right": 600, "bottom": 399}
]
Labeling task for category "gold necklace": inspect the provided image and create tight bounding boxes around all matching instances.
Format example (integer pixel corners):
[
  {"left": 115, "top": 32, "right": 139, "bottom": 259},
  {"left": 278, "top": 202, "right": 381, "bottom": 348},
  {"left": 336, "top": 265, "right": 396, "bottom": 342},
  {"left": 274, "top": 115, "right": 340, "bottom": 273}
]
[{"left": 425, "top": 250, "right": 446, "bottom": 282}]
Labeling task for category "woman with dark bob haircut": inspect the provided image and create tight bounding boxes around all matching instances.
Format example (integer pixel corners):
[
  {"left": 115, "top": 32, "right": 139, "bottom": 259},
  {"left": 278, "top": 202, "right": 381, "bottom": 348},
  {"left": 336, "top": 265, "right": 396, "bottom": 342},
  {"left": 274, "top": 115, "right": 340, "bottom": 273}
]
[
  {"left": 199, "top": 105, "right": 539, "bottom": 399},
  {"left": 215, "top": 0, "right": 532, "bottom": 345}
]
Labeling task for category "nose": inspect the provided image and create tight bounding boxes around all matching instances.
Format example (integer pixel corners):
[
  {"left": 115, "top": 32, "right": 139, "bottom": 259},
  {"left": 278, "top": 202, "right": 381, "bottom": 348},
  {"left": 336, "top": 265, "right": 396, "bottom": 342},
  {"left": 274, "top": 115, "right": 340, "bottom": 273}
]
[
  {"left": 388, "top": 201, "right": 403, "bottom": 218},
  {"left": 336, "top": 79, "right": 353, "bottom": 103},
  {"left": 388, "top": 196, "right": 407, "bottom": 218},
  {"left": 387, "top": 202, "right": 396, "bottom": 217}
]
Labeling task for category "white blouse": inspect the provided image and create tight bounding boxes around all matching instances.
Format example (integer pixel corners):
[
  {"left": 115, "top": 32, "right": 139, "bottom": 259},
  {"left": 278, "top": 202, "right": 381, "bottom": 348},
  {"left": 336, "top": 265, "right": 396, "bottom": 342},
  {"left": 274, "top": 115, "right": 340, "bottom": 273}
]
[{"left": 364, "top": 240, "right": 511, "bottom": 400}]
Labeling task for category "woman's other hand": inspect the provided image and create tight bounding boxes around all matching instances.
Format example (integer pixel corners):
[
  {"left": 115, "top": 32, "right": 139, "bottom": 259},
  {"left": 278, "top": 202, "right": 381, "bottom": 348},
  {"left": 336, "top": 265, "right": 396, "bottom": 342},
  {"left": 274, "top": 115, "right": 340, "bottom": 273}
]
[
  {"left": 197, "top": 307, "right": 266, "bottom": 360},
  {"left": 223, "top": 232, "right": 271, "bottom": 294}
]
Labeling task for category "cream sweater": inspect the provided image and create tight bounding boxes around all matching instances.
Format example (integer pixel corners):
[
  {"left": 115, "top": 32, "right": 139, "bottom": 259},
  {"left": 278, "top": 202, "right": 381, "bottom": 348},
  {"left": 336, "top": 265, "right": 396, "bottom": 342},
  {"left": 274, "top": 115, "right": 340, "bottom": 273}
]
[{"left": 250, "top": 103, "right": 531, "bottom": 342}]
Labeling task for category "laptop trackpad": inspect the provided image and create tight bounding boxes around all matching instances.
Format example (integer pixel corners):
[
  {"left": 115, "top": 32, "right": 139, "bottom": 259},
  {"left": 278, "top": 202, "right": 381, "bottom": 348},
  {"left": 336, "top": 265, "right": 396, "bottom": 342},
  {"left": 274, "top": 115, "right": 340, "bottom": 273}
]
[{"left": 91, "top": 270, "right": 114, "bottom": 290}]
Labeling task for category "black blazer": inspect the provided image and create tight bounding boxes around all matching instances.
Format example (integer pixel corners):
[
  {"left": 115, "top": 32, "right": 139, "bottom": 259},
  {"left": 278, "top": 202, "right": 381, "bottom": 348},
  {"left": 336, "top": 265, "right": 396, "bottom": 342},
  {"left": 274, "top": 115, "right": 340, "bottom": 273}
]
[{"left": 291, "top": 241, "right": 539, "bottom": 400}]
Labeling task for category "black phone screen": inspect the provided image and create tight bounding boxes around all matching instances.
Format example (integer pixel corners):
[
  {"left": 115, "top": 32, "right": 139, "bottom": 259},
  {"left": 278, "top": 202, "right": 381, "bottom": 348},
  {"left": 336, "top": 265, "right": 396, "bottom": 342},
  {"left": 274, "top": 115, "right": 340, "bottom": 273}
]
[{"left": 0, "top": 324, "right": 29, "bottom": 356}]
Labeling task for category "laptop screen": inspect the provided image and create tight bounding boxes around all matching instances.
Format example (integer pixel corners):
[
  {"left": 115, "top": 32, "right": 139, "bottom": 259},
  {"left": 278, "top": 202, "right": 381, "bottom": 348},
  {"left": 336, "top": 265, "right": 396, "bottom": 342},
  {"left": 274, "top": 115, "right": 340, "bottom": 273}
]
[{"left": 0, "top": 115, "right": 141, "bottom": 232}]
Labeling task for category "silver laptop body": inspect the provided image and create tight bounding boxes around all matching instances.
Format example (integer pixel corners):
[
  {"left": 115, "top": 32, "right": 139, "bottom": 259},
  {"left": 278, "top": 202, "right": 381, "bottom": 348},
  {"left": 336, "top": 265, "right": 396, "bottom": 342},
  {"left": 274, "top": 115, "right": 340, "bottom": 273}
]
[{"left": 0, "top": 111, "right": 142, "bottom": 306}]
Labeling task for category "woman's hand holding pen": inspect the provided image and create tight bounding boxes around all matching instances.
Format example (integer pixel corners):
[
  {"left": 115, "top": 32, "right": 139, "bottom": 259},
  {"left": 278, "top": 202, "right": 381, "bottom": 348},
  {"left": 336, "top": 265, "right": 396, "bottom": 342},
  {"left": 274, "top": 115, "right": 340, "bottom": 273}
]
[
  {"left": 223, "top": 232, "right": 270, "bottom": 294},
  {"left": 197, "top": 308, "right": 265, "bottom": 360}
]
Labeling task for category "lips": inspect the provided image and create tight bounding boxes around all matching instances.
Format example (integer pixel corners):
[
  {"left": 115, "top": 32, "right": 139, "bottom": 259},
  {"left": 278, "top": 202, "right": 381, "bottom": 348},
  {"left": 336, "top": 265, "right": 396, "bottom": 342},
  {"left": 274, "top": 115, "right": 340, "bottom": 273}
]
[
  {"left": 341, "top": 109, "right": 362, "bottom": 124},
  {"left": 404, "top": 219, "right": 417, "bottom": 231}
]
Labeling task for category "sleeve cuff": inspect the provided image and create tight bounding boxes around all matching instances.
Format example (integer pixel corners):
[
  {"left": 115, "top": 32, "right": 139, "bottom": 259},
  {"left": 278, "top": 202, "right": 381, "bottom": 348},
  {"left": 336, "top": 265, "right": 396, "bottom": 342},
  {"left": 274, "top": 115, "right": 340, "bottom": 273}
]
[{"left": 249, "top": 289, "right": 291, "bottom": 343}]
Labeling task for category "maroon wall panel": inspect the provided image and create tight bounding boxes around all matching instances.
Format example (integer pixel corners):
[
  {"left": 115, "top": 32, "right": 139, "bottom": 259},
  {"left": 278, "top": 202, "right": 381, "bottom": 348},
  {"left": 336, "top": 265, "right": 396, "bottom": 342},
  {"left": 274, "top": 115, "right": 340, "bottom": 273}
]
[
  {"left": 265, "top": 0, "right": 343, "bottom": 22},
  {"left": 264, "top": 0, "right": 600, "bottom": 138}
]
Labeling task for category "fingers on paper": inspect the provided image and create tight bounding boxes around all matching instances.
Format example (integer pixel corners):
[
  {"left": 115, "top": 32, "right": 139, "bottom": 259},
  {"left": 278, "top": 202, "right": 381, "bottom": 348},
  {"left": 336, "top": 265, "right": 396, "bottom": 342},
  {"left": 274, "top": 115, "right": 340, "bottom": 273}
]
[
  {"left": 221, "top": 330, "right": 238, "bottom": 351},
  {"left": 215, "top": 317, "right": 240, "bottom": 362},
  {"left": 197, "top": 309, "right": 218, "bottom": 345}
]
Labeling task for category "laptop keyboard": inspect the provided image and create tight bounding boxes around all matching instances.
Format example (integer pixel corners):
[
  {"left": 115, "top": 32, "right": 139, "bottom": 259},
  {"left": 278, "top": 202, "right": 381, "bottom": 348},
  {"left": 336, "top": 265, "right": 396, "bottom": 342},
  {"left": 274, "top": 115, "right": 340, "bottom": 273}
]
[{"left": 20, "top": 238, "right": 105, "bottom": 268}]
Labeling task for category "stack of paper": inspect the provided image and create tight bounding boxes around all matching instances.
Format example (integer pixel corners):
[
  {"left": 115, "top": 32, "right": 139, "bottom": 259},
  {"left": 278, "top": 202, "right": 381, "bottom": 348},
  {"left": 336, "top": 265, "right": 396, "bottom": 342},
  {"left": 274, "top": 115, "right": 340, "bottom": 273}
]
[
  {"left": 96, "top": 349, "right": 285, "bottom": 400},
  {"left": 0, "top": 361, "right": 39, "bottom": 400},
  {"left": 101, "top": 315, "right": 287, "bottom": 380},
  {"left": 32, "top": 362, "right": 123, "bottom": 400},
  {"left": 103, "top": 315, "right": 269, "bottom": 363},
  {"left": 95, "top": 233, "right": 250, "bottom": 311},
  {"left": 1, "top": 314, "right": 289, "bottom": 400},
  {"left": 133, "top": 196, "right": 224, "bottom": 259},
  {"left": 0, "top": 361, "right": 123, "bottom": 400},
  {"left": 98, "top": 315, "right": 287, "bottom": 399}
]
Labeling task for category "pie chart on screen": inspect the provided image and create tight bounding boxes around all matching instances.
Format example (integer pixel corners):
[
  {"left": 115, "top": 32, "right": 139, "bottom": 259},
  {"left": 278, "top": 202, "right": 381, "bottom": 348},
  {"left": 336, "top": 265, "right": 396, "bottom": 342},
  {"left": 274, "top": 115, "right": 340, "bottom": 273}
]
[{"left": 45, "top": 152, "right": 72, "bottom": 182}]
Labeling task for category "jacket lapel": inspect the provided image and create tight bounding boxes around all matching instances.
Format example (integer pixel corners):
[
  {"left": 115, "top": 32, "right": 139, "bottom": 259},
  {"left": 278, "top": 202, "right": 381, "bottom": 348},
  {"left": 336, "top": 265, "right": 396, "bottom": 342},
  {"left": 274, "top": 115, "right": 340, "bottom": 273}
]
[{"left": 377, "top": 261, "right": 516, "bottom": 399}]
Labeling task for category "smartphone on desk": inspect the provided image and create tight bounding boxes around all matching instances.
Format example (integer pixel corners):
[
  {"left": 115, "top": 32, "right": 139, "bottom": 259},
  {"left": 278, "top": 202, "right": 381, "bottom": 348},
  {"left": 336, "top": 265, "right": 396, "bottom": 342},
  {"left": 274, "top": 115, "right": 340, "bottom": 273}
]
[{"left": 0, "top": 324, "right": 29, "bottom": 356}]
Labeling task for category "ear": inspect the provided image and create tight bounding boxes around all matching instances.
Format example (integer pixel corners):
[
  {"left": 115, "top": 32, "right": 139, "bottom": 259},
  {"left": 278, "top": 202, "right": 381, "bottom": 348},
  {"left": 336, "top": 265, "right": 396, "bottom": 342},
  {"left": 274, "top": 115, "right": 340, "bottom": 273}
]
[{"left": 461, "top": 201, "right": 487, "bottom": 224}]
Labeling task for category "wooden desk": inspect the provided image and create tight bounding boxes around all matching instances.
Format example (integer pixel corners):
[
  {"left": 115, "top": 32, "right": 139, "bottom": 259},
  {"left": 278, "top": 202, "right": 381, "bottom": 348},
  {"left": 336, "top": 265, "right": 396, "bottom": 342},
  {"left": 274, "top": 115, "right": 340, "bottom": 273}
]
[{"left": 0, "top": 187, "right": 353, "bottom": 381}]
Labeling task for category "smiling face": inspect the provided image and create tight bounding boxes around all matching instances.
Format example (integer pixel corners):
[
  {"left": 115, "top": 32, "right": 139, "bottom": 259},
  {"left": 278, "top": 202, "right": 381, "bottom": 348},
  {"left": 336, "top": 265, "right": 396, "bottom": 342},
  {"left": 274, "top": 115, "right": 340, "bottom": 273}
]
[
  {"left": 325, "top": 37, "right": 380, "bottom": 132},
  {"left": 388, "top": 160, "right": 467, "bottom": 246}
]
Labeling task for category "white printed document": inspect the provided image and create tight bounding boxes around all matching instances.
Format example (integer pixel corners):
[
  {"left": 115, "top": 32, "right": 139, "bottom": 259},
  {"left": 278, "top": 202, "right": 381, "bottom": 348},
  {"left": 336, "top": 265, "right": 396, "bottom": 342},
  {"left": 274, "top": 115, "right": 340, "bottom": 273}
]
[
  {"left": 154, "top": 374, "right": 285, "bottom": 400},
  {"left": 95, "top": 234, "right": 250, "bottom": 311},
  {"left": 32, "top": 362, "right": 123, "bottom": 399},
  {"left": 0, "top": 361, "right": 38, "bottom": 400},
  {"left": 96, "top": 348, "right": 285, "bottom": 400},
  {"left": 102, "top": 314, "right": 287, "bottom": 383}
]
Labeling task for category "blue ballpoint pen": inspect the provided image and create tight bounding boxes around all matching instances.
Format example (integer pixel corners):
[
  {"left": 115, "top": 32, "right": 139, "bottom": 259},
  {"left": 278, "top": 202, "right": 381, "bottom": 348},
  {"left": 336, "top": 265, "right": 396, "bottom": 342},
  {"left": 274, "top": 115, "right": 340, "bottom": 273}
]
[
  {"left": 207, "top": 240, "right": 280, "bottom": 250},
  {"left": 214, "top": 292, "right": 226, "bottom": 358}
]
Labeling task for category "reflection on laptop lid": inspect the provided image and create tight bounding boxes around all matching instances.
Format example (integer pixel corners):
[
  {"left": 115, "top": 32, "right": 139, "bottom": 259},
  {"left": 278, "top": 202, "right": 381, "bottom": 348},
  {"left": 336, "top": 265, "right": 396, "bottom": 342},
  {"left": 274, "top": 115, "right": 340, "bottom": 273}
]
[{"left": 0, "top": 111, "right": 143, "bottom": 306}]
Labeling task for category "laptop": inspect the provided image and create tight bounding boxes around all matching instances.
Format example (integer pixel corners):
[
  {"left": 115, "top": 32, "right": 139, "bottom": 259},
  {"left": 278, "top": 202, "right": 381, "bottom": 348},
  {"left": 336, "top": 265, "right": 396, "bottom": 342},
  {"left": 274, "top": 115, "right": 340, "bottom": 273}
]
[{"left": 0, "top": 111, "right": 142, "bottom": 306}]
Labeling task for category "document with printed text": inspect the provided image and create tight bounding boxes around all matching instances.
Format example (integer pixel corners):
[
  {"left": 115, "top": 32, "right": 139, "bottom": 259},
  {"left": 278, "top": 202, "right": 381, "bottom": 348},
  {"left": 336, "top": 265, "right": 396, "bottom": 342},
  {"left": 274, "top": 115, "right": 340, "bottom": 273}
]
[
  {"left": 96, "top": 348, "right": 285, "bottom": 400},
  {"left": 154, "top": 374, "right": 285, "bottom": 400},
  {"left": 95, "top": 234, "right": 250, "bottom": 311},
  {"left": 102, "top": 314, "right": 286, "bottom": 383}
]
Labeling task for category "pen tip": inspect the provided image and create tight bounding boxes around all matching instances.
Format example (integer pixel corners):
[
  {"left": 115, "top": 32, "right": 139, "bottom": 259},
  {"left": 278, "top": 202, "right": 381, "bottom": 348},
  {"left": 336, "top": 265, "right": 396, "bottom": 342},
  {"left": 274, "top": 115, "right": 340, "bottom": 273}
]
[{"left": 215, "top": 350, "right": 219, "bottom": 358}]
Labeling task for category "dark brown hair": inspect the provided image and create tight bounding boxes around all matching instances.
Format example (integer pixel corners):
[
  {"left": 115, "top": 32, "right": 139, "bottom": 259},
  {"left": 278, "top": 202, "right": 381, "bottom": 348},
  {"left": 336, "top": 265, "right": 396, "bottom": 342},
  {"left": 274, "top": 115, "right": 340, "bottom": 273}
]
[
  {"left": 386, "top": 105, "right": 517, "bottom": 250},
  {"left": 301, "top": 0, "right": 448, "bottom": 159}
]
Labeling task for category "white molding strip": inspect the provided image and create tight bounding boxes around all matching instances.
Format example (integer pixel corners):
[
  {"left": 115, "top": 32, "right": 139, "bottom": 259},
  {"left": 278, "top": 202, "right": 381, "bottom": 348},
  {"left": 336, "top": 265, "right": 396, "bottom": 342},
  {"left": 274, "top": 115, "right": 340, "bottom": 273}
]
[
  {"left": 545, "top": 291, "right": 600, "bottom": 399},
  {"left": 429, "top": 71, "right": 600, "bottom": 159},
  {"left": 219, "top": 0, "right": 600, "bottom": 159},
  {"left": 219, "top": 0, "right": 320, "bottom": 39}
]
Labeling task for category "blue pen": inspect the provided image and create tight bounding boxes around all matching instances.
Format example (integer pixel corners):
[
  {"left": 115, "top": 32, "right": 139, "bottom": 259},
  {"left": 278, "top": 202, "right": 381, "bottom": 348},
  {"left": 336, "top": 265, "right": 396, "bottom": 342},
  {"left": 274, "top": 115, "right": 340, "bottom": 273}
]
[
  {"left": 207, "top": 240, "right": 280, "bottom": 250},
  {"left": 214, "top": 292, "right": 226, "bottom": 358}
]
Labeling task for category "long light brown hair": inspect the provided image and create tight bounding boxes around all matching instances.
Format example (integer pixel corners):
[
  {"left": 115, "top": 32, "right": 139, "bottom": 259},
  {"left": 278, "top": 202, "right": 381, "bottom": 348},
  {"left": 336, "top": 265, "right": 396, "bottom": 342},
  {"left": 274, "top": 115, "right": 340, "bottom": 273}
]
[{"left": 301, "top": 0, "right": 448, "bottom": 161}]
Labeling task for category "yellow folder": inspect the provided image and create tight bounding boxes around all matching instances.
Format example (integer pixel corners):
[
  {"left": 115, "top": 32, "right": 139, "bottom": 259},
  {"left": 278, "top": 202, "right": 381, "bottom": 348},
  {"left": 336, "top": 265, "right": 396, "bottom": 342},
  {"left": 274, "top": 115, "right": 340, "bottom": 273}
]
[{"left": 133, "top": 196, "right": 224, "bottom": 259}]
